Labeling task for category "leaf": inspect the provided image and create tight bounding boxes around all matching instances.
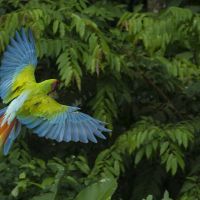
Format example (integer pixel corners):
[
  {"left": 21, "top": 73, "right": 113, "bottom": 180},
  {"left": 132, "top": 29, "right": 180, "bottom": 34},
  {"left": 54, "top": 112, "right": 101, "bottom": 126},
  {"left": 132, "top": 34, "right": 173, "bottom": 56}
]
[
  {"left": 143, "top": 195, "right": 154, "bottom": 200},
  {"left": 75, "top": 161, "right": 90, "bottom": 174},
  {"left": 53, "top": 20, "right": 59, "bottom": 34},
  {"left": 171, "top": 157, "right": 178, "bottom": 175},
  {"left": 75, "top": 178, "right": 117, "bottom": 200},
  {"left": 59, "top": 22, "right": 65, "bottom": 37},
  {"left": 166, "top": 154, "right": 173, "bottom": 172},
  {"left": 161, "top": 190, "right": 173, "bottom": 200},
  {"left": 19, "top": 172, "right": 26, "bottom": 179},
  {"left": 41, "top": 177, "right": 54, "bottom": 189},
  {"left": 160, "top": 142, "right": 169, "bottom": 155},
  {"left": 135, "top": 149, "right": 144, "bottom": 165},
  {"left": 145, "top": 144, "right": 153, "bottom": 159}
]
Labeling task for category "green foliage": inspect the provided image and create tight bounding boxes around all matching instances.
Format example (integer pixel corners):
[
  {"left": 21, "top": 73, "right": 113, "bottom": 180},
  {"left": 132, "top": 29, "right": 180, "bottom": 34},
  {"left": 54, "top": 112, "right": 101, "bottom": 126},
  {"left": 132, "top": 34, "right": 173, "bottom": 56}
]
[
  {"left": 143, "top": 191, "right": 173, "bottom": 200},
  {"left": 75, "top": 178, "right": 117, "bottom": 200},
  {"left": 0, "top": 0, "right": 200, "bottom": 199}
]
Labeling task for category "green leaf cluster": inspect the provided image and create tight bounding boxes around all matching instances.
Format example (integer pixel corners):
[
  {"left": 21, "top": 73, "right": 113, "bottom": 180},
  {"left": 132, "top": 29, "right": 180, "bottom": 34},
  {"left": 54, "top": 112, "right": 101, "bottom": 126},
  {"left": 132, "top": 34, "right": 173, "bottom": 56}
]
[{"left": 1, "top": 0, "right": 200, "bottom": 199}]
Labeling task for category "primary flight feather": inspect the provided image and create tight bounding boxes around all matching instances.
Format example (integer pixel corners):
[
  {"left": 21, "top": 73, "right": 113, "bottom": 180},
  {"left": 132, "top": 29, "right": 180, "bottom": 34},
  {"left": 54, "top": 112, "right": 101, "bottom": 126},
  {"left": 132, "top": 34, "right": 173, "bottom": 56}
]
[{"left": 0, "top": 29, "right": 110, "bottom": 155}]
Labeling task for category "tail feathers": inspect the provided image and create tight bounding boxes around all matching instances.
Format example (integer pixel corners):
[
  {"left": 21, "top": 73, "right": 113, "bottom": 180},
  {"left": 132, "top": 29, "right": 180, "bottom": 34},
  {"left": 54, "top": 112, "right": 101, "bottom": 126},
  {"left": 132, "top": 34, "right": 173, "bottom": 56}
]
[
  {"left": 3, "top": 121, "right": 21, "bottom": 155},
  {"left": 0, "top": 108, "right": 21, "bottom": 155}
]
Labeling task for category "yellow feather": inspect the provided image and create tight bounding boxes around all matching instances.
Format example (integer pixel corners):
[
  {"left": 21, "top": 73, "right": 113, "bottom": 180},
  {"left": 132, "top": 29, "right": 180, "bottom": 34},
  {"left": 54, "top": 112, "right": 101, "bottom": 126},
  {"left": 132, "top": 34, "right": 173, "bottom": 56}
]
[
  {"left": 3, "top": 65, "right": 36, "bottom": 103},
  {"left": 18, "top": 94, "right": 67, "bottom": 119}
]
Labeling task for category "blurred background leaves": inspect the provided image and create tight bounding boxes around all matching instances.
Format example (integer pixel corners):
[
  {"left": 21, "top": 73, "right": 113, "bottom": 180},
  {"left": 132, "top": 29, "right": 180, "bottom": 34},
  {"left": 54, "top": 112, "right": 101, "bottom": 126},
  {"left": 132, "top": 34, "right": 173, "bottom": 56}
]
[{"left": 0, "top": 0, "right": 200, "bottom": 199}]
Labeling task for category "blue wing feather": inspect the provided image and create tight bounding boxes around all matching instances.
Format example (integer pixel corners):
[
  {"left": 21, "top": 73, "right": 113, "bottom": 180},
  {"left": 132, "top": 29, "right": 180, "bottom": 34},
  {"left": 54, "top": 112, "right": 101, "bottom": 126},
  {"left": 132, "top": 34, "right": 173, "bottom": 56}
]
[
  {"left": 83, "top": 121, "right": 98, "bottom": 143},
  {"left": 34, "top": 121, "right": 51, "bottom": 137},
  {"left": 46, "top": 124, "right": 58, "bottom": 139},
  {"left": 0, "top": 28, "right": 37, "bottom": 101},
  {"left": 78, "top": 123, "right": 89, "bottom": 143},
  {"left": 53, "top": 123, "right": 62, "bottom": 141},
  {"left": 56, "top": 123, "right": 65, "bottom": 142},
  {"left": 64, "top": 119, "right": 72, "bottom": 142},
  {"left": 18, "top": 106, "right": 111, "bottom": 144}
]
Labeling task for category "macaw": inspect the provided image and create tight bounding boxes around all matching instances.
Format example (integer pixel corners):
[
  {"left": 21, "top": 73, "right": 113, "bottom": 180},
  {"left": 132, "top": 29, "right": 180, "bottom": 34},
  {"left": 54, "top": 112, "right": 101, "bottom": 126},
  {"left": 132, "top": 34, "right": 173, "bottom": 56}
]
[{"left": 0, "top": 29, "right": 110, "bottom": 155}]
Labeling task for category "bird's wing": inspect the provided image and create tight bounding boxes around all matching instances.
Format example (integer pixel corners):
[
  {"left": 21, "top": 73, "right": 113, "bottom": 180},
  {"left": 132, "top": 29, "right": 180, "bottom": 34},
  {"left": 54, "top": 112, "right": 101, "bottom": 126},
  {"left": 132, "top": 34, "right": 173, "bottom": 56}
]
[
  {"left": 0, "top": 29, "right": 37, "bottom": 103},
  {"left": 18, "top": 94, "right": 110, "bottom": 143}
]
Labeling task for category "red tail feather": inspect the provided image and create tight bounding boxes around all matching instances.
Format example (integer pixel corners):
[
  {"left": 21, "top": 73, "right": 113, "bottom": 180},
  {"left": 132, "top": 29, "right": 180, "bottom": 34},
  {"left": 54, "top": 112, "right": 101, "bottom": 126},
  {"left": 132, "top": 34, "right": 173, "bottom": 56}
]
[{"left": 0, "top": 115, "right": 16, "bottom": 147}]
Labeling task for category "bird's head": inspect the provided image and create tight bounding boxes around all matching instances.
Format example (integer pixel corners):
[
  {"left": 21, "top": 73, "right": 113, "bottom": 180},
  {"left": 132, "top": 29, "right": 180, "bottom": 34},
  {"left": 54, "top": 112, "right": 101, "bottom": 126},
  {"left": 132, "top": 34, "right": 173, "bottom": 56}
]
[{"left": 40, "top": 79, "right": 59, "bottom": 95}]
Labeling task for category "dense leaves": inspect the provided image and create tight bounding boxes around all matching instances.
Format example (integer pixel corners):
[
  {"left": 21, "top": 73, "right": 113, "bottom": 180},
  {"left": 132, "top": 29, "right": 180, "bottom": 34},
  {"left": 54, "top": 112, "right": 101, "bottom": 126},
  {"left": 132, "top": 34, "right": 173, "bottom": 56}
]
[{"left": 0, "top": 0, "right": 200, "bottom": 199}]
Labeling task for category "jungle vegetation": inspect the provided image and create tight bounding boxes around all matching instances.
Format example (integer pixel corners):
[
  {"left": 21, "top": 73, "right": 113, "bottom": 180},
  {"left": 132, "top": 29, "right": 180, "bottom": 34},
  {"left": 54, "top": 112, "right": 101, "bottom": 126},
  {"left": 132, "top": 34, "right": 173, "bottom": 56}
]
[{"left": 0, "top": 0, "right": 200, "bottom": 199}]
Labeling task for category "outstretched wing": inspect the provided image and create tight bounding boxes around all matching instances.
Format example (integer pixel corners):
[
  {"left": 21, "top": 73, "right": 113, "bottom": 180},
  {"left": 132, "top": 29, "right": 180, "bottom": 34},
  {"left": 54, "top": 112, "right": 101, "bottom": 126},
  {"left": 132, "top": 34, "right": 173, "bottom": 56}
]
[
  {"left": 0, "top": 28, "right": 37, "bottom": 103},
  {"left": 18, "top": 95, "right": 110, "bottom": 143}
]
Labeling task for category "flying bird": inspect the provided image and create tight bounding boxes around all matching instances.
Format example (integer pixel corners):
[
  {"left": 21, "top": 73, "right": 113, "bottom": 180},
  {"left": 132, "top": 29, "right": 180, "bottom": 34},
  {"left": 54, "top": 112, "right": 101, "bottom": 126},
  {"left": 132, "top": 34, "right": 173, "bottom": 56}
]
[{"left": 0, "top": 29, "right": 110, "bottom": 155}]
